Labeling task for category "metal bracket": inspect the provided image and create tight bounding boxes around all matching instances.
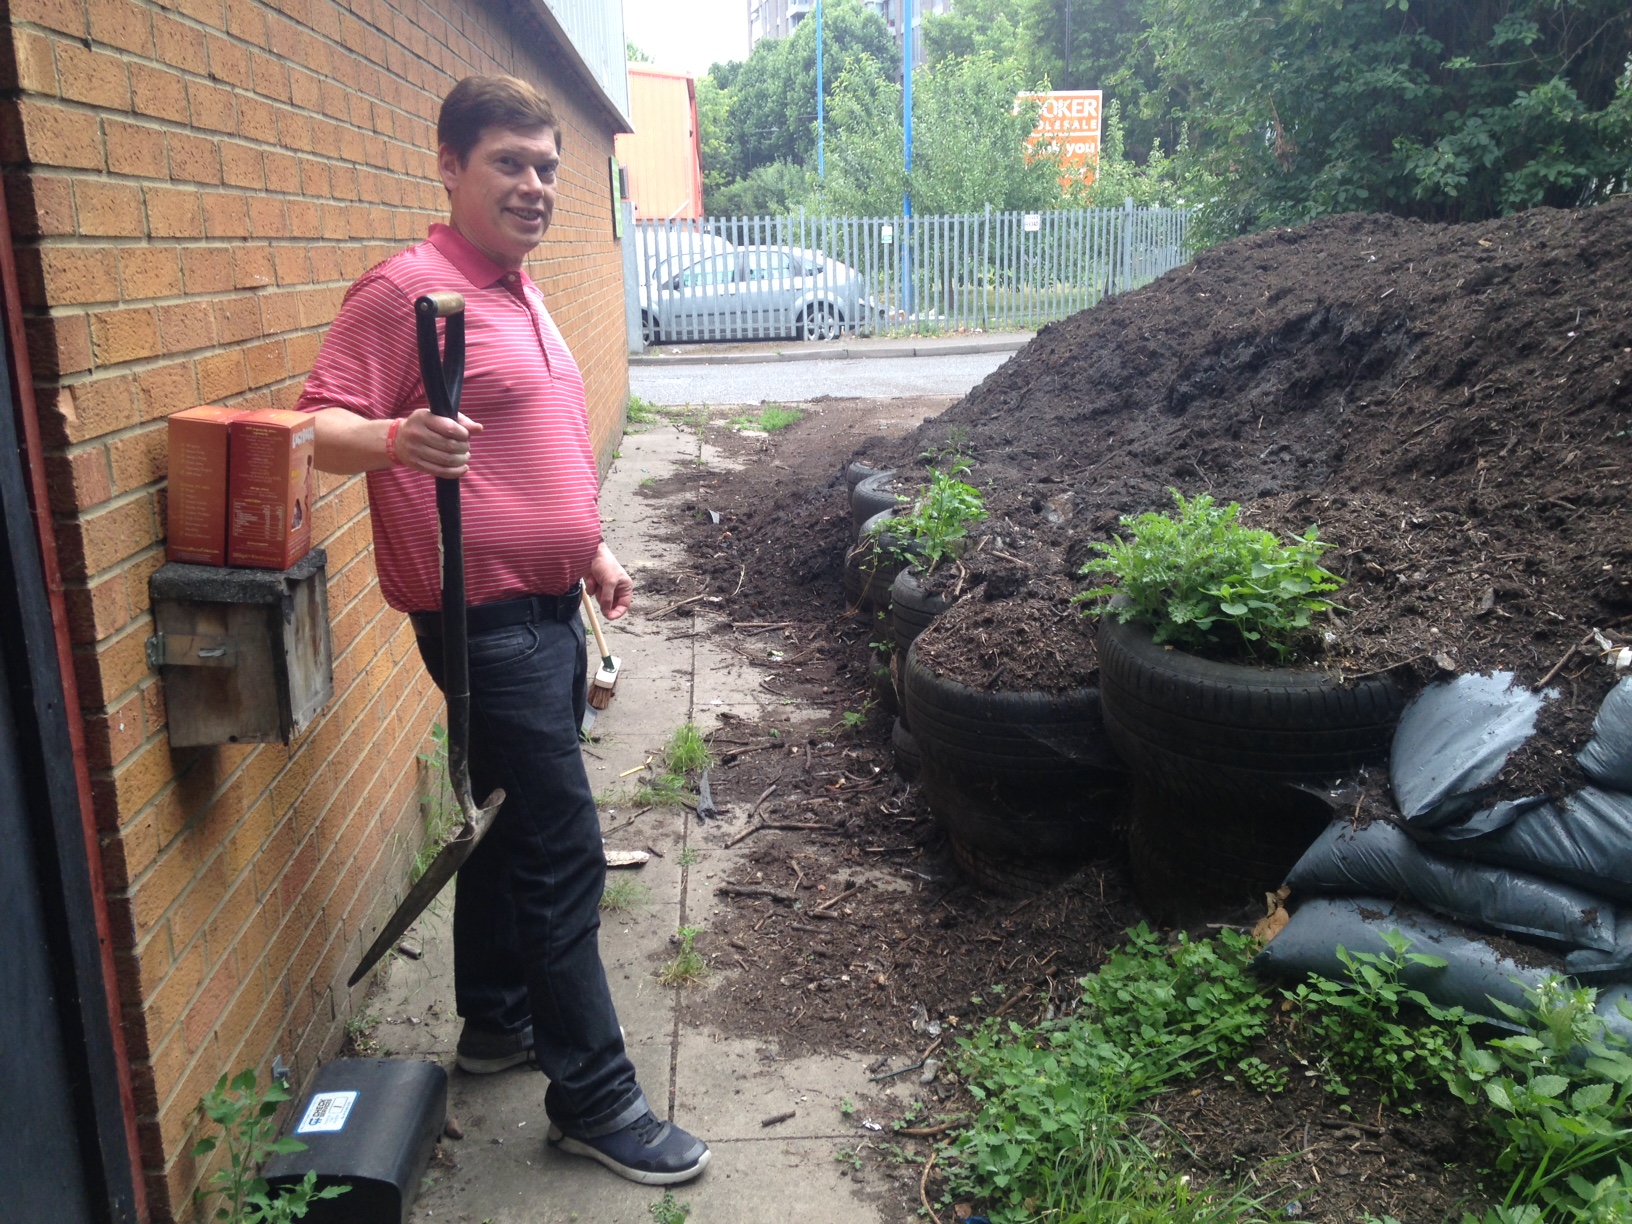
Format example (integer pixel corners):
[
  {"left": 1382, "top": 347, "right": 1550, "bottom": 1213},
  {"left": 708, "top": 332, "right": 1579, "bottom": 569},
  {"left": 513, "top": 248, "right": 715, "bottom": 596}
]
[{"left": 145, "top": 632, "right": 238, "bottom": 669}]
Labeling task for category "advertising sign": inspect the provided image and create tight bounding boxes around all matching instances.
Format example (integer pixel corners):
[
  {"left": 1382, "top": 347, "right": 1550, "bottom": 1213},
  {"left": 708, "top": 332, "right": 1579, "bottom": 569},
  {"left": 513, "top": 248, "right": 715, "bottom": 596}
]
[{"left": 1018, "top": 90, "right": 1103, "bottom": 188}]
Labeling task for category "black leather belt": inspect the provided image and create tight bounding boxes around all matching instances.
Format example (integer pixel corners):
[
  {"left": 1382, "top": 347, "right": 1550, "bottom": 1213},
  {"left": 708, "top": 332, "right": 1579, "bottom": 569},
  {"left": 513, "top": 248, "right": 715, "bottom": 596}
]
[{"left": 410, "top": 583, "right": 583, "bottom": 638}]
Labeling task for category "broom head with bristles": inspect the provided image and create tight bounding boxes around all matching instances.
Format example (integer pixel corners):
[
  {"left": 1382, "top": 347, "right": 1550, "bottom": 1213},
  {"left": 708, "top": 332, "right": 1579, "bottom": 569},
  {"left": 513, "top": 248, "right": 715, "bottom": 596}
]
[{"left": 587, "top": 655, "right": 621, "bottom": 709}]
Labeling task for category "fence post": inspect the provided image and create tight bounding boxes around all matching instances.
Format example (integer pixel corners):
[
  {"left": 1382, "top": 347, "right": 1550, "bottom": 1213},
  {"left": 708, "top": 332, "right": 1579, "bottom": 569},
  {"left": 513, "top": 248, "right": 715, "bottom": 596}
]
[
  {"left": 1121, "top": 197, "right": 1134, "bottom": 295},
  {"left": 622, "top": 203, "right": 644, "bottom": 354}
]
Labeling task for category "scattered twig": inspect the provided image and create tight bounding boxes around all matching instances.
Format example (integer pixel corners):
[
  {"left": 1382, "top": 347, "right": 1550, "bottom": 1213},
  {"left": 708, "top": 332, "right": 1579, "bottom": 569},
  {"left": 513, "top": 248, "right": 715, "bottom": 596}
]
[
  {"left": 720, "top": 743, "right": 781, "bottom": 764},
  {"left": 1535, "top": 629, "right": 1598, "bottom": 691},
  {"left": 920, "top": 1149, "right": 943, "bottom": 1224},
  {"left": 896, "top": 1116, "right": 969, "bottom": 1138},
  {"left": 723, "top": 819, "right": 833, "bottom": 849},
  {"left": 601, "top": 807, "right": 652, "bottom": 837},
  {"left": 617, "top": 757, "right": 654, "bottom": 779},
  {"left": 731, "top": 621, "right": 793, "bottom": 630},
  {"left": 649, "top": 593, "right": 712, "bottom": 619},
  {"left": 870, "top": 1060, "right": 925, "bottom": 1082},
  {"left": 812, "top": 883, "right": 864, "bottom": 913},
  {"left": 714, "top": 885, "right": 795, "bottom": 903},
  {"left": 748, "top": 783, "right": 778, "bottom": 816},
  {"left": 760, "top": 1110, "right": 796, "bottom": 1128}
]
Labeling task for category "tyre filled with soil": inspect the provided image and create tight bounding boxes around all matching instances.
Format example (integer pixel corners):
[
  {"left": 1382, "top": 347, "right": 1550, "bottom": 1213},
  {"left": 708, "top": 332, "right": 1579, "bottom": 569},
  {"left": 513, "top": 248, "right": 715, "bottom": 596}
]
[
  {"left": 849, "top": 470, "right": 901, "bottom": 538},
  {"left": 891, "top": 568, "right": 953, "bottom": 653},
  {"left": 843, "top": 510, "right": 917, "bottom": 613},
  {"left": 1097, "top": 610, "right": 1406, "bottom": 915},
  {"left": 905, "top": 591, "right": 1127, "bottom": 892}
]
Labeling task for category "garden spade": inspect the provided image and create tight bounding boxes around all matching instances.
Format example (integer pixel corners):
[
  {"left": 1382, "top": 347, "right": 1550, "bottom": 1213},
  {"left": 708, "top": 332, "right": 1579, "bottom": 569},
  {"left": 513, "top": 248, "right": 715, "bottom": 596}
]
[{"left": 349, "top": 292, "right": 504, "bottom": 987}]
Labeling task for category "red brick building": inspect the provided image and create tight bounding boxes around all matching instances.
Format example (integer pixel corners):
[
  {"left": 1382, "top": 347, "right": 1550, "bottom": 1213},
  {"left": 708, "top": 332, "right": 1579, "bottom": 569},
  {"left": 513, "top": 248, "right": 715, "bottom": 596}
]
[{"left": 0, "top": 0, "right": 632, "bottom": 1217}]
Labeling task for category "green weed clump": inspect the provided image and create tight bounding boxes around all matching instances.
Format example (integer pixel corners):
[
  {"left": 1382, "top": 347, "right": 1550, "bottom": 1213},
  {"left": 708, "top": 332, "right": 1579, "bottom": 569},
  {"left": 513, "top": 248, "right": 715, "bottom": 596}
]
[
  {"left": 648, "top": 1190, "right": 691, "bottom": 1224},
  {"left": 728, "top": 404, "right": 803, "bottom": 432},
  {"left": 412, "top": 723, "right": 458, "bottom": 883},
  {"left": 600, "top": 879, "right": 651, "bottom": 913},
  {"left": 665, "top": 722, "right": 713, "bottom": 774},
  {"left": 1078, "top": 490, "right": 1343, "bottom": 661},
  {"left": 949, "top": 926, "right": 1269, "bottom": 1220},
  {"left": 625, "top": 395, "right": 661, "bottom": 429},
  {"left": 1284, "top": 930, "right": 1470, "bottom": 1108},
  {"left": 194, "top": 1070, "right": 348, "bottom": 1222},
  {"left": 658, "top": 925, "right": 707, "bottom": 986}
]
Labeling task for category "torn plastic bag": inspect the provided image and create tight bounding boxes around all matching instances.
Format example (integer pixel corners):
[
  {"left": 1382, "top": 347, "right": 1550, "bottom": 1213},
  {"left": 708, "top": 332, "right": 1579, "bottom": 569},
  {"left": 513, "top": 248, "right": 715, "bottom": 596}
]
[
  {"left": 1390, "top": 672, "right": 1548, "bottom": 830},
  {"left": 1286, "top": 820, "right": 1618, "bottom": 951},
  {"left": 1423, "top": 787, "right": 1632, "bottom": 904},
  {"left": 1252, "top": 896, "right": 1558, "bottom": 1026},
  {"left": 1577, "top": 678, "right": 1632, "bottom": 792}
]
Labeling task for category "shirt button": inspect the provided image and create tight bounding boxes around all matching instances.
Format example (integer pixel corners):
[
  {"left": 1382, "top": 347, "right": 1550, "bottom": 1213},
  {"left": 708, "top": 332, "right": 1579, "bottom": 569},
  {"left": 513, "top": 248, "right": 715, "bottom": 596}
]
[{"left": 507, "top": 273, "right": 518, "bottom": 283}]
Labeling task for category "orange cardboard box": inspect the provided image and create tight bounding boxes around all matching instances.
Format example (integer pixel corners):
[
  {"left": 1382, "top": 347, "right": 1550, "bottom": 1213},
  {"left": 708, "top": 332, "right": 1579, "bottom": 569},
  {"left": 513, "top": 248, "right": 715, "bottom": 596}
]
[
  {"left": 166, "top": 406, "right": 243, "bottom": 565},
  {"left": 228, "top": 409, "right": 316, "bottom": 570}
]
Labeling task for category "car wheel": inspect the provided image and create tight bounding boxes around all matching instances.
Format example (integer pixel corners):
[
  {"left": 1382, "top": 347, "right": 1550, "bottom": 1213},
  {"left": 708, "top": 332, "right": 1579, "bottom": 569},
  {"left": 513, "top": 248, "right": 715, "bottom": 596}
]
[
  {"left": 640, "top": 311, "right": 659, "bottom": 347},
  {"left": 800, "top": 302, "right": 841, "bottom": 342}
]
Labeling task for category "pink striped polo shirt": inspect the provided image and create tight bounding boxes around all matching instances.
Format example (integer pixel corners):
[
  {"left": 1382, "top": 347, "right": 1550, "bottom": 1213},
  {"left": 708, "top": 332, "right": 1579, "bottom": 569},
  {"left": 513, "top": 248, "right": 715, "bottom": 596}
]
[{"left": 297, "top": 224, "right": 603, "bottom": 613}]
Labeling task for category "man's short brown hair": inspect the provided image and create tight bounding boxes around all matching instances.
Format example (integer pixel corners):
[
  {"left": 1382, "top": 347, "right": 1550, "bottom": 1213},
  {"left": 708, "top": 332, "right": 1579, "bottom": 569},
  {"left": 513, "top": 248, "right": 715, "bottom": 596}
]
[{"left": 438, "top": 75, "right": 563, "bottom": 163}]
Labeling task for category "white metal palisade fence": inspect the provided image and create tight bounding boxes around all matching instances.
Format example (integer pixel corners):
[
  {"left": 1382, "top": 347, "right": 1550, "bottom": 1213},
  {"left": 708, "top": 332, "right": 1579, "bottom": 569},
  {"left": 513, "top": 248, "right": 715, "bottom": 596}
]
[{"left": 629, "top": 200, "right": 1195, "bottom": 346}]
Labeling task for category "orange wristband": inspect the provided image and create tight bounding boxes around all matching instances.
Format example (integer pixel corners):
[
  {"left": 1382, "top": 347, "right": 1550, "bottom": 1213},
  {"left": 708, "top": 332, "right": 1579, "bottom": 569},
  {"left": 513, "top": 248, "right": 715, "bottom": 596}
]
[{"left": 384, "top": 417, "right": 404, "bottom": 465}]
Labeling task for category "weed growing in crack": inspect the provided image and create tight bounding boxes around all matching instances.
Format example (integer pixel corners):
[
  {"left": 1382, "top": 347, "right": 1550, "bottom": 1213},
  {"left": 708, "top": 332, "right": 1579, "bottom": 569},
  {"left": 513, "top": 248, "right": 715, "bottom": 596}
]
[
  {"left": 659, "top": 925, "right": 707, "bottom": 987},
  {"left": 666, "top": 722, "right": 713, "bottom": 774},
  {"left": 647, "top": 1190, "right": 690, "bottom": 1224},
  {"left": 677, "top": 847, "right": 701, "bottom": 868},
  {"left": 194, "top": 1070, "right": 349, "bottom": 1222},
  {"left": 600, "top": 879, "right": 651, "bottom": 913}
]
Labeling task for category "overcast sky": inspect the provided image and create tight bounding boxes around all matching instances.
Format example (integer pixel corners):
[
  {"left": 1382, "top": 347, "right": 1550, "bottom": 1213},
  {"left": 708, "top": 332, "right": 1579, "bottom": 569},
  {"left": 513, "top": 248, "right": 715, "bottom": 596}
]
[{"left": 623, "top": 0, "right": 751, "bottom": 77}]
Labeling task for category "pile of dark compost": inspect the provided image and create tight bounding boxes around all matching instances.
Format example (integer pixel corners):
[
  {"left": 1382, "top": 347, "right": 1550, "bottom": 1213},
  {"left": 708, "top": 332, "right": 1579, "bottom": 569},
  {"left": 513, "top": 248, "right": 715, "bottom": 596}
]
[{"left": 857, "top": 199, "right": 1632, "bottom": 800}]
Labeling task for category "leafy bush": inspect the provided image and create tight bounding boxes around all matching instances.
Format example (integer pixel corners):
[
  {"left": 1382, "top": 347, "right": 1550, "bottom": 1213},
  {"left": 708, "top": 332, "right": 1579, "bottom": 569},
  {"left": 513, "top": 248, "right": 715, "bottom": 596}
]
[
  {"left": 1283, "top": 930, "right": 1471, "bottom": 1108},
  {"left": 885, "top": 459, "right": 987, "bottom": 573},
  {"left": 1451, "top": 980, "right": 1632, "bottom": 1221},
  {"left": 1078, "top": 490, "right": 1343, "bottom": 662}
]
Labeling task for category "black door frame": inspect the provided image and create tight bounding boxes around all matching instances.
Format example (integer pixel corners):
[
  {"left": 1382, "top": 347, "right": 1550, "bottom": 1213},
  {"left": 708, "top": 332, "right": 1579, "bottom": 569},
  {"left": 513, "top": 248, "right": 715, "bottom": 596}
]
[{"left": 0, "top": 216, "right": 142, "bottom": 1218}]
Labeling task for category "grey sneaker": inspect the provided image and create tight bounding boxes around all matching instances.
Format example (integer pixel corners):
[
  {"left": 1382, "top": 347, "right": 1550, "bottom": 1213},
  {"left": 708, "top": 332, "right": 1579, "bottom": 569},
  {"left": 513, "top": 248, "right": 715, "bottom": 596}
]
[
  {"left": 547, "top": 1111, "right": 710, "bottom": 1185},
  {"left": 455, "top": 1022, "right": 535, "bottom": 1074}
]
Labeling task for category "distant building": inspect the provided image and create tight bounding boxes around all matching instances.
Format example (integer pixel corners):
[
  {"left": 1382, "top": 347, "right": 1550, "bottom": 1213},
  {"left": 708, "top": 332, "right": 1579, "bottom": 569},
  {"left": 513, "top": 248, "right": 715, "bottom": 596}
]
[
  {"left": 617, "top": 66, "right": 708, "bottom": 219},
  {"left": 749, "top": 0, "right": 951, "bottom": 62}
]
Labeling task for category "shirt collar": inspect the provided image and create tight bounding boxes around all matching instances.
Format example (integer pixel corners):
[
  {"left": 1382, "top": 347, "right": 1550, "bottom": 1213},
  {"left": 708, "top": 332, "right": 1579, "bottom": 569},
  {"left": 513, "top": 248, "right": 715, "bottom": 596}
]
[{"left": 426, "top": 223, "right": 534, "bottom": 291}]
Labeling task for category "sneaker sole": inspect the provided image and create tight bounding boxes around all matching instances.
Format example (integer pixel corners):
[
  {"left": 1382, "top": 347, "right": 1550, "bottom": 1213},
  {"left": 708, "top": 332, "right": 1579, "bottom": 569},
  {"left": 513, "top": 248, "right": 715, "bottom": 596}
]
[
  {"left": 455, "top": 1050, "right": 534, "bottom": 1075},
  {"left": 550, "top": 1131, "right": 711, "bottom": 1186}
]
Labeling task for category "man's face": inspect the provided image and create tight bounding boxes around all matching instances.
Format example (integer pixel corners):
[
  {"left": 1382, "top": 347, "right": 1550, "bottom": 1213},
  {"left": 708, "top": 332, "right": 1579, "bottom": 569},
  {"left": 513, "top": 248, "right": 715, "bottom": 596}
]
[{"left": 439, "top": 125, "right": 559, "bottom": 269}]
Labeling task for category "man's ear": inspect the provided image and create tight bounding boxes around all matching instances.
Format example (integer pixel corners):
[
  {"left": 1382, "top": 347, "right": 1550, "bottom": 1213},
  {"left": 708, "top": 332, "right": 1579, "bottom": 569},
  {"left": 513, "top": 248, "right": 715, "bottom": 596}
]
[{"left": 437, "top": 144, "right": 465, "bottom": 194}]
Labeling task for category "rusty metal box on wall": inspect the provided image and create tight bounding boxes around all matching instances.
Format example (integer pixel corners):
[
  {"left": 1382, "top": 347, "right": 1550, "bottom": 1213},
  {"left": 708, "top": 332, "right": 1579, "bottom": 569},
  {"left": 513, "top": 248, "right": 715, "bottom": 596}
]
[{"left": 146, "top": 550, "right": 333, "bottom": 748}]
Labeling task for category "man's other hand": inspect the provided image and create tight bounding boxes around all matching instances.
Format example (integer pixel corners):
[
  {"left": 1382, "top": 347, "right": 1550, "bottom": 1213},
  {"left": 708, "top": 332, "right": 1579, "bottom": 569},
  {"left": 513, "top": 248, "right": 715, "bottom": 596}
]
[
  {"left": 399, "top": 408, "right": 484, "bottom": 478},
  {"left": 585, "top": 544, "right": 633, "bottom": 621}
]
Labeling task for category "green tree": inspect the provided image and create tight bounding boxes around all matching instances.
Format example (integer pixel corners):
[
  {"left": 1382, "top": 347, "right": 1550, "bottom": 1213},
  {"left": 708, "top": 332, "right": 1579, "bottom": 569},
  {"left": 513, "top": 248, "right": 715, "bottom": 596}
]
[
  {"left": 818, "top": 51, "right": 1062, "bottom": 214},
  {"left": 920, "top": 0, "right": 1024, "bottom": 68},
  {"left": 627, "top": 40, "right": 652, "bottom": 63},
  {"left": 704, "top": 0, "right": 894, "bottom": 184},
  {"left": 1147, "top": 0, "right": 1632, "bottom": 232}
]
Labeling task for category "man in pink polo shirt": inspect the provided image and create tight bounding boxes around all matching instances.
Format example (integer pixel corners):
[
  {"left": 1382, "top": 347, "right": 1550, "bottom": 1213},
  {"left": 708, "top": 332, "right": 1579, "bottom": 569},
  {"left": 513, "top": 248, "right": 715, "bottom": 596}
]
[{"left": 299, "top": 76, "right": 708, "bottom": 1186}]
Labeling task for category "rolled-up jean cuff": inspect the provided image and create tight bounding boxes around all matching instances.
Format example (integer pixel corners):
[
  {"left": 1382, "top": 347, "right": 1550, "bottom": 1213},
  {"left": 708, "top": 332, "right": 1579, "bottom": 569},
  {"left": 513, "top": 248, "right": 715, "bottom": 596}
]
[{"left": 576, "top": 1089, "right": 649, "bottom": 1139}]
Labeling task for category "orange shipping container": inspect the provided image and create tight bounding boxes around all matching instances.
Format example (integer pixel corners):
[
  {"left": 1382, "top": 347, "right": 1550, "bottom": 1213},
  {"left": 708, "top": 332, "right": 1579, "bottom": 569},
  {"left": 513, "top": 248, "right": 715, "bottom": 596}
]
[{"left": 616, "top": 65, "right": 706, "bottom": 220}]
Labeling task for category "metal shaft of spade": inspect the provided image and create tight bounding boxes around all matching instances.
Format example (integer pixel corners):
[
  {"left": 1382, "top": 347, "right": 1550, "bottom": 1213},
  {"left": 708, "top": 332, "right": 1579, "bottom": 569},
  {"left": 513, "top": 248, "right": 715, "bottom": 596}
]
[
  {"left": 349, "top": 291, "right": 506, "bottom": 988},
  {"left": 414, "top": 291, "right": 475, "bottom": 818}
]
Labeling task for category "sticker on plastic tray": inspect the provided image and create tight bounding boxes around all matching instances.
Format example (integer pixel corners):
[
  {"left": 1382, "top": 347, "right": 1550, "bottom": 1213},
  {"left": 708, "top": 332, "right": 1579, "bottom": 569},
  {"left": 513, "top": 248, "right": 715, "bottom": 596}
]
[{"left": 296, "top": 1090, "right": 358, "bottom": 1135}]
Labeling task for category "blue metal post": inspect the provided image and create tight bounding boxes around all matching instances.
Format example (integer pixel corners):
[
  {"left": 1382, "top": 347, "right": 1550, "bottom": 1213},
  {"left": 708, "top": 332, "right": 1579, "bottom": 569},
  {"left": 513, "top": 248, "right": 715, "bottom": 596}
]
[
  {"left": 902, "top": 0, "right": 913, "bottom": 217},
  {"left": 815, "top": 0, "right": 824, "bottom": 178}
]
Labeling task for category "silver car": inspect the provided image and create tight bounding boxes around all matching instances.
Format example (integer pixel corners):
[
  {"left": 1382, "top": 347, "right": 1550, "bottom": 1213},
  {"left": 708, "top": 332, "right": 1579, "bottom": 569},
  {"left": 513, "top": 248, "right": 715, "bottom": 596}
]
[{"left": 639, "top": 246, "right": 882, "bottom": 344}]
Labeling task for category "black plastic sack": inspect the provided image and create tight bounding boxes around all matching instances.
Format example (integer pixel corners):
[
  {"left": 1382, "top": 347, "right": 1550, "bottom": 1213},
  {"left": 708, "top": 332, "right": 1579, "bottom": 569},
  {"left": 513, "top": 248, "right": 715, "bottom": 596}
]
[
  {"left": 1252, "top": 896, "right": 1556, "bottom": 1025},
  {"left": 1390, "top": 672, "right": 1549, "bottom": 830},
  {"left": 1424, "top": 787, "right": 1632, "bottom": 904},
  {"left": 1287, "top": 820, "right": 1618, "bottom": 951},
  {"left": 1578, "top": 678, "right": 1632, "bottom": 792}
]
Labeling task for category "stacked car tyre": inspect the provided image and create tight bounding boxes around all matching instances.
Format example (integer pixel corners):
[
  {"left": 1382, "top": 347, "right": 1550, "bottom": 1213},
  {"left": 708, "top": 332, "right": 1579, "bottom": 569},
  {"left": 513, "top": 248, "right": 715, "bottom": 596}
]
[
  {"left": 890, "top": 569, "right": 951, "bottom": 654},
  {"left": 1096, "top": 610, "right": 1406, "bottom": 917},
  {"left": 843, "top": 510, "right": 917, "bottom": 613},
  {"left": 850, "top": 471, "right": 902, "bottom": 539},
  {"left": 904, "top": 639, "right": 1127, "bottom": 896}
]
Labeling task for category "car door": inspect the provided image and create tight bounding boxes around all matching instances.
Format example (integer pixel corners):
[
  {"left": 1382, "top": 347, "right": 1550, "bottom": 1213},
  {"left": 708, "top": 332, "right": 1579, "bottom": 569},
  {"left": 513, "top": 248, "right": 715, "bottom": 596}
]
[
  {"left": 668, "top": 253, "right": 738, "bottom": 341},
  {"left": 739, "top": 250, "right": 797, "bottom": 338}
]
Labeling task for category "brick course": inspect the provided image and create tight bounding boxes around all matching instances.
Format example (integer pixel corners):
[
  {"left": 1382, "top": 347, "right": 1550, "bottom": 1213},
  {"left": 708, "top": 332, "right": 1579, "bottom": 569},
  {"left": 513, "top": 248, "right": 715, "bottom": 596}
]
[{"left": 2, "top": 0, "right": 631, "bottom": 1215}]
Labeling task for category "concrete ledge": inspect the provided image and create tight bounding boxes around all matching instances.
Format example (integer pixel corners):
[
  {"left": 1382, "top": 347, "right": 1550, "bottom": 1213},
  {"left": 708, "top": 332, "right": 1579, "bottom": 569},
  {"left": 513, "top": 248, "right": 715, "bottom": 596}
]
[{"left": 629, "top": 334, "right": 1033, "bottom": 367}]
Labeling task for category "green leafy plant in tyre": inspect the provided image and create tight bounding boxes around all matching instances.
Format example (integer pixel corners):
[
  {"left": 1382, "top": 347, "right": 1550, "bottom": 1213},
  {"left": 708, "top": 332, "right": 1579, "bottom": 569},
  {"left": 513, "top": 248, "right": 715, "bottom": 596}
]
[
  {"left": 885, "top": 458, "right": 987, "bottom": 573},
  {"left": 1078, "top": 489, "right": 1343, "bottom": 662},
  {"left": 193, "top": 1069, "right": 349, "bottom": 1222}
]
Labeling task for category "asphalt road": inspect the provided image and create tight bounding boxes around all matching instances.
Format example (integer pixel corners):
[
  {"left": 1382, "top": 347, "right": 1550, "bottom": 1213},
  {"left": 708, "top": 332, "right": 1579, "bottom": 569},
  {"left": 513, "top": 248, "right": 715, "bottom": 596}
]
[{"left": 629, "top": 350, "right": 1014, "bottom": 405}]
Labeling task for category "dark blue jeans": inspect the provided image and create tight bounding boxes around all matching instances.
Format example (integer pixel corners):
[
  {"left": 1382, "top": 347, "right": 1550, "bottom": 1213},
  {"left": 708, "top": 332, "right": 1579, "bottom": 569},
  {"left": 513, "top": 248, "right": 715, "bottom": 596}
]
[{"left": 417, "top": 615, "right": 646, "bottom": 1137}]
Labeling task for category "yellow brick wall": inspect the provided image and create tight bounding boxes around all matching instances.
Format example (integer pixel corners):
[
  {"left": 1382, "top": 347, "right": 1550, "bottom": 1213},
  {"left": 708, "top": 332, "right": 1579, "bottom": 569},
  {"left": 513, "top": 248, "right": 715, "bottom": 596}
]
[{"left": 0, "top": 0, "right": 631, "bottom": 1215}]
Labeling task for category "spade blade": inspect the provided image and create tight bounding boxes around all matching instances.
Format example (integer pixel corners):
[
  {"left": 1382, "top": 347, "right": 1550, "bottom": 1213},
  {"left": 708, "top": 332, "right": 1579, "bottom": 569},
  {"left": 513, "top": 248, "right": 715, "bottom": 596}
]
[{"left": 347, "top": 788, "right": 503, "bottom": 987}]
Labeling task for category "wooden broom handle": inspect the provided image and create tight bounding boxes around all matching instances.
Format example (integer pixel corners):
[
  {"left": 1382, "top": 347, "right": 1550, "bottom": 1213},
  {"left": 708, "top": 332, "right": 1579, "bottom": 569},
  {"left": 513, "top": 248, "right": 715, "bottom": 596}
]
[{"left": 580, "top": 586, "right": 613, "bottom": 662}]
